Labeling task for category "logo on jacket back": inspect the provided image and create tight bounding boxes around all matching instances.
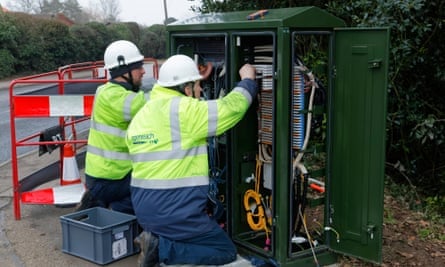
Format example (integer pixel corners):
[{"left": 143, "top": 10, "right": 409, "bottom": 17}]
[{"left": 131, "top": 133, "right": 158, "bottom": 144}]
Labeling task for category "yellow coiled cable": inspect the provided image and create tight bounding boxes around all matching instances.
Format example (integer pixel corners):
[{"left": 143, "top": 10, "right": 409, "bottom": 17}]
[
  {"left": 243, "top": 155, "right": 271, "bottom": 236},
  {"left": 244, "top": 189, "right": 267, "bottom": 231}
]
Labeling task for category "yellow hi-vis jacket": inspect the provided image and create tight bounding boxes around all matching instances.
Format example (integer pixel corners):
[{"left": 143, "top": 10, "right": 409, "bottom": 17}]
[
  {"left": 127, "top": 79, "right": 257, "bottom": 240},
  {"left": 85, "top": 81, "right": 147, "bottom": 180}
]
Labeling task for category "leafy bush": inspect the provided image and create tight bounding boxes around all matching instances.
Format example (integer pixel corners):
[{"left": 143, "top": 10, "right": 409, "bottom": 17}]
[
  {"left": 0, "top": 12, "right": 18, "bottom": 78},
  {"left": 69, "top": 23, "right": 106, "bottom": 62},
  {"left": 0, "top": 12, "right": 160, "bottom": 76},
  {"left": 0, "top": 49, "right": 15, "bottom": 78},
  {"left": 36, "top": 20, "right": 75, "bottom": 70},
  {"left": 140, "top": 24, "right": 166, "bottom": 59}
]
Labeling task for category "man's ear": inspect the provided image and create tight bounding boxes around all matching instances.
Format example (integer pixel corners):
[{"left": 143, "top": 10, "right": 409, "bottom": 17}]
[
  {"left": 193, "top": 81, "right": 201, "bottom": 99},
  {"left": 184, "top": 85, "right": 193, "bottom": 97}
]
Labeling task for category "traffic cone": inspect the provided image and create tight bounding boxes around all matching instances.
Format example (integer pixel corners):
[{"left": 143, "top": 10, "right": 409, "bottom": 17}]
[{"left": 61, "top": 144, "right": 81, "bottom": 185}]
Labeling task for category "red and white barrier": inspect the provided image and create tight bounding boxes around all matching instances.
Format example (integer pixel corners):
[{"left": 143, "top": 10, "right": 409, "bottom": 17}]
[
  {"left": 21, "top": 183, "right": 85, "bottom": 205},
  {"left": 13, "top": 95, "right": 94, "bottom": 117},
  {"left": 21, "top": 144, "right": 84, "bottom": 205}
]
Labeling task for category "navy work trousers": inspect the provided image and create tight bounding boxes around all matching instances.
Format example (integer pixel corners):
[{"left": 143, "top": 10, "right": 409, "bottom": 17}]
[
  {"left": 158, "top": 223, "right": 237, "bottom": 265},
  {"left": 85, "top": 172, "right": 134, "bottom": 214}
]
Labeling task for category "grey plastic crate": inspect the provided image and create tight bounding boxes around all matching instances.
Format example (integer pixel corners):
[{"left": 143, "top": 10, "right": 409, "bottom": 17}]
[{"left": 60, "top": 207, "right": 139, "bottom": 265}]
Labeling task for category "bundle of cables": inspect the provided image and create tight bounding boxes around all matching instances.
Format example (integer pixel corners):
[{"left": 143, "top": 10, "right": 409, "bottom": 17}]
[{"left": 243, "top": 156, "right": 272, "bottom": 250}]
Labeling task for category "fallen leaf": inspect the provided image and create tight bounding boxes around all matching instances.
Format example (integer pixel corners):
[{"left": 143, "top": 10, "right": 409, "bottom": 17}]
[
  {"left": 419, "top": 220, "right": 429, "bottom": 227},
  {"left": 431, "top": 251, "right": 445, "bottom": 257},
  {"left": 396, "top": 251, "right": 414, "bottom": 258}
]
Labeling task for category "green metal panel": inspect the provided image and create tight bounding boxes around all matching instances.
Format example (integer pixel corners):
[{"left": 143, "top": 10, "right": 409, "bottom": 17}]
[
  {"left": 167, "top": 6, "right": 345, "bottom": 32},
  {"left": 273, "top": 26, "right": 292, "bottom": 264},
  {"left": 329, "top": 28, "right": 389, "bottom": 263}
]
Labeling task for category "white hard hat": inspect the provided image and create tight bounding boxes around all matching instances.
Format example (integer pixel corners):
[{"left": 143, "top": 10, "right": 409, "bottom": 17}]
[
  {"left": 104, "top": 40, "right": 144, "bottom": 71},
  {"left": 157, "top": 54, "right": 203, "bottom": 87}
]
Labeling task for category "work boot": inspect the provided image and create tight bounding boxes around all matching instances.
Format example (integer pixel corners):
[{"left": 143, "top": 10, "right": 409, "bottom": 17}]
[
  {"left": 134, "top": 231, "right": 159, "bottom": 267},
  {"left": 75, "top": 190, "right": 98, "bottom": 211}
]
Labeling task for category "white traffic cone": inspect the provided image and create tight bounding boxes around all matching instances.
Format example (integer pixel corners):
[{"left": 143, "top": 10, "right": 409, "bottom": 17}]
[{"left": 61, "top": 144, "right": 81, "bottom": 185}]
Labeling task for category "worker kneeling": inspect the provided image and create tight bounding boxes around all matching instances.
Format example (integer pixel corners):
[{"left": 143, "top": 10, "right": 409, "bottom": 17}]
[{"left": 126, "top": 54, "right": 258, "bottom": 266}]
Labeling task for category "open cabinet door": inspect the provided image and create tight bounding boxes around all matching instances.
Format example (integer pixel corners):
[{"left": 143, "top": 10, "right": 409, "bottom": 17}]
[{"left": 328, "top": 28, "right": 389, "bottom": 263}]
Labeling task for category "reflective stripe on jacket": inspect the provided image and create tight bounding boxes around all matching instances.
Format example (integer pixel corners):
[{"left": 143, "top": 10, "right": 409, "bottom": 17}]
[
  {"left": 85, "top": 81, "right": 147, "bottom": 180},
  {"left": 127, "top": 79, "right": 257, "bottom": 239}
]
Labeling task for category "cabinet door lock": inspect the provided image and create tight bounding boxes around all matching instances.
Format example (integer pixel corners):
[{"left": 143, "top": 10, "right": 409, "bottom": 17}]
[
  {"left": 368, "top": 59, "right": 382, "bottom": 69},
  {"left": 367, "top": 224, "right": 376, "bottom": 240}
]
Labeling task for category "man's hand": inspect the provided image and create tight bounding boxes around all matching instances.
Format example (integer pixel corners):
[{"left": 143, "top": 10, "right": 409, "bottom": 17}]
[{"left": 239, "top": 64, "right": 256, "bottom": 80}]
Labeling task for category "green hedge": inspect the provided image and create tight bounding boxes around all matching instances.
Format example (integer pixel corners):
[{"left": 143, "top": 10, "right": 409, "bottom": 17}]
[{"left": 0, "top": 12, "right": 166, "bottom": 79}]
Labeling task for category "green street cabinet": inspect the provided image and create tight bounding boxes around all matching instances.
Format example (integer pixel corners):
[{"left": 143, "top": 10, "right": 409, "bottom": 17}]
[{"left": 166, "top": 6, "right": 389, "bottom": 266}]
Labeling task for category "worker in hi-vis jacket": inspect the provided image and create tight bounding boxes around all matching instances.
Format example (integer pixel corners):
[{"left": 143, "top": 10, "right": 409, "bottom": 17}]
[
  {"left": 77, "top": 40, "right": 148, "bottom": 214},
  {"left": 126, "top": 54, "right": 258, "bottom": 266}
]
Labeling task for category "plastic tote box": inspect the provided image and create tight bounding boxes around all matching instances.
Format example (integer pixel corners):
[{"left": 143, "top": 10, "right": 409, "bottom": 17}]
[{"left": 60, "top": 207, "right": 139, "bottom": 265}]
